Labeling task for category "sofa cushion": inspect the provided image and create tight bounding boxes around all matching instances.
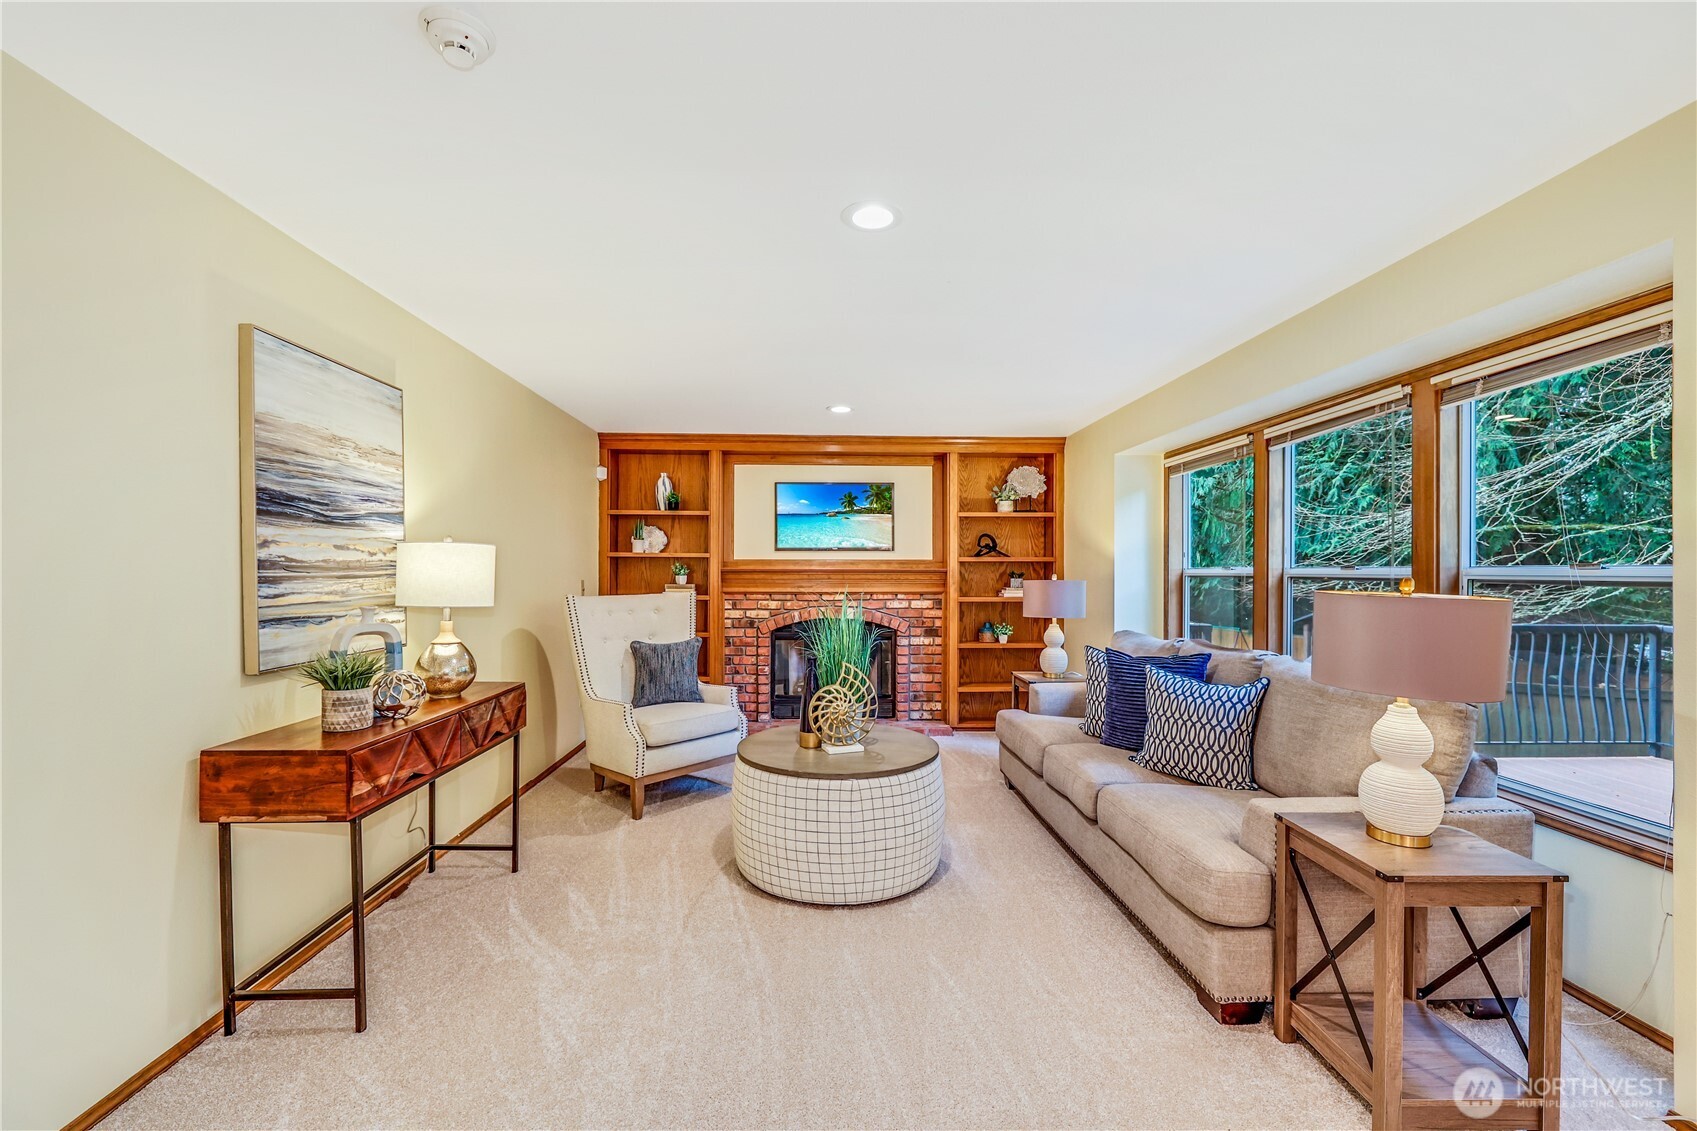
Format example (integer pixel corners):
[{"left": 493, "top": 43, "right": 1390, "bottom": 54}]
[
  {"left": 1101, "top": 651, "right": 1210, "bottom": 752},
  {"left": 1251, "top": 654, "right": 1476, "bottom": 800},
  {"left": 1041, "top": 742, "right": 1187, "bottom": 820},
  {"left": 632, "top": 701, "right": 740, "bottom": 747},
  {"left": 1138, "top": 668, "right": 1269, "bottom": 790},
  {"left": 1096, "top": 784, "right": 1270, "bottom": 928},
  {"left": 1176, "top": 640, "right": 1269, "bottom": 688},
  {"left": 996, "top": 710, "right": 1092, "bottom": 776},
  {"left": 1109, "top": 629, "right": 1181, "bottom": 657},
  {"left": 1237, "top": 795, "right": 1535, "bottom": 871}
]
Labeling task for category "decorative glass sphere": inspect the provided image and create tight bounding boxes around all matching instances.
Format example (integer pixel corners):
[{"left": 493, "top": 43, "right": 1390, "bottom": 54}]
[{"left": 372, "top": 670, "right": 429, "bottom": 720}]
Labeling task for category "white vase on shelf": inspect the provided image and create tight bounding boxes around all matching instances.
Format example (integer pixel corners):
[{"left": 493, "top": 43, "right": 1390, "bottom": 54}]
[{"left": 995, "top": 499, "right": 1015, "bottom": 513}]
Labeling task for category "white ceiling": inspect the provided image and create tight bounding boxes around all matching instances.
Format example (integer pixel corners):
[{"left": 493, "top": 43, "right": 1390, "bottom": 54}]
[{"left": 4, "top": 3, "right": 1693, "bottom": 436}]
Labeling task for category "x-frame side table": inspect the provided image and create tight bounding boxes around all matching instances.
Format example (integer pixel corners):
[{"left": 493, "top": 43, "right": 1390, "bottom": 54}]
[{"left": 1273, "top": 812, "right": 1567, "bottom": 1130}]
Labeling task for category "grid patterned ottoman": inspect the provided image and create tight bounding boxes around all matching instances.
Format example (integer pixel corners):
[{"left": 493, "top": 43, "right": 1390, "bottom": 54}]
[{"left": 730, "top": 726, "right": 945, "bottom": 905}]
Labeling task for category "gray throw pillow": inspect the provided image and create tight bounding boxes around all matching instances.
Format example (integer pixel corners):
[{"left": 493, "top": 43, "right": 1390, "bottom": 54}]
[{"left": 630, "top": 638, "right": 703, "bottom": 708}]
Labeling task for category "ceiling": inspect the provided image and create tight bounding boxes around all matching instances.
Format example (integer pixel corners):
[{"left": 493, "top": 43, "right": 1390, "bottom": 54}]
[{"left": 4, "top": 3, "right": 1692, "bottom": 436}]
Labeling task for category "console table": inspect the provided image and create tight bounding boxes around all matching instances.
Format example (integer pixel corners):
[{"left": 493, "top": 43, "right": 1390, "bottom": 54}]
[
  {"left": 200, "top": 680, "right": 526, "bottom": 1033},
  {"left": 1274, "top": 811, "right": 1566, "bottom": 1130}
]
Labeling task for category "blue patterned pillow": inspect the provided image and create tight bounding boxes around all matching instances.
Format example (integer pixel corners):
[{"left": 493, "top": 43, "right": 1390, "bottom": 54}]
[
  {"left": 1137, "top": 666, "right": 1269, "bottom": 790},
  {"left": 1100, "top": 651, "right": 1210, "bottom": 752},
  {"left": 1079, "top": 646, "right": 1110, "bottom": 737}
]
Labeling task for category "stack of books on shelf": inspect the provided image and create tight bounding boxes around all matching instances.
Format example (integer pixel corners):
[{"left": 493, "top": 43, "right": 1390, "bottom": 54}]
[
  {"left": 664, "top": 583, "right": 696, "bottom": 593},
  {"left": 998, "top": 587, "right": 1025, "bottom": 598}
]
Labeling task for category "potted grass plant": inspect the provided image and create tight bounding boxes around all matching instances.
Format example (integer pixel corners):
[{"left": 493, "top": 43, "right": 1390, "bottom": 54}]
[
  {"left": 299, "top": 650, "right": 387, "bottom": 733},
  {"left": 795, "top": 594, "right": 877, "bottom": 749},
  {"left": 631, "top": 518, "right": 647, "bottom": 553}
]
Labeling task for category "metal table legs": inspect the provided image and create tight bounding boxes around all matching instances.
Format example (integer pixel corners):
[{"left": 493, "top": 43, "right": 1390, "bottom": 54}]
[{"left": 215, "top": 734, "right": 521, "bottom": 1034}]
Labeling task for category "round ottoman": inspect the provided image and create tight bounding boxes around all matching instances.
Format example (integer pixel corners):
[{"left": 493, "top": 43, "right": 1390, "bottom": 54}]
[{"left": 730, "top": 725, "right": 945, "bottom": 905}]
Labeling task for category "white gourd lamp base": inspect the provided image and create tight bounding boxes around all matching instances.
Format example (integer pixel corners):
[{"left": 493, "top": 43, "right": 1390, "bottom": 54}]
[
  {"left": 1039, "top": 619, "right": 1068, "bottom": 678},
  {"left": 1359, "top": 697, "right": 1443, "bottom": 848}
]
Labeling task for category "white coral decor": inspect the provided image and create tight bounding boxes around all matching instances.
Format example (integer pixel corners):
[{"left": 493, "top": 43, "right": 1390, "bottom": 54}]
[
  {"left": 1003, "top": 465, "right": 1047, "bottom": 499},
  {"left": 641, "top": 526, "right": 669, "bottom": 553}
]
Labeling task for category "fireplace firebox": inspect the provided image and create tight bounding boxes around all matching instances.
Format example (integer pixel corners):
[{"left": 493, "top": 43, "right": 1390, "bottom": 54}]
[{"left": 769, "top": 623, "right": 896, "bottom": 720}]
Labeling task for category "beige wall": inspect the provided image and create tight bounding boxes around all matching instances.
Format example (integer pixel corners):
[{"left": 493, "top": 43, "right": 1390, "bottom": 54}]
[
  {"left": 731, "top": 463, "right": 934, "bottom": 559},
  {"left": 1065, "top": 103, "right": 1696, "bottom": 1107},
  {"left": 0, "top": 58, "right": 600, "bottom": 1129}
]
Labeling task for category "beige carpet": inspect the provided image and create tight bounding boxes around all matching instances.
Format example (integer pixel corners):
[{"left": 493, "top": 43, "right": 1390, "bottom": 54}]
[{"left": 104, "top": 735, "right": 1669, "bottom": 1129}]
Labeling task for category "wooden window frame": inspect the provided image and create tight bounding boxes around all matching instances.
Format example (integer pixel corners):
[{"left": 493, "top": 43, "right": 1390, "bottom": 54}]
[{"left": 1156, "top": 284, "right": 1674, "bottom": 862}]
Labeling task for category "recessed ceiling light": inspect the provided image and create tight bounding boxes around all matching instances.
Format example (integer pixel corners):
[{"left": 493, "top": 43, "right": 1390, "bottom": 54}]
[
  {"left": 842, "top": 202, "right": 899, "bottom": 231},
  {"left": 828, "top": 404, "right": 853, "bottom": 414}
]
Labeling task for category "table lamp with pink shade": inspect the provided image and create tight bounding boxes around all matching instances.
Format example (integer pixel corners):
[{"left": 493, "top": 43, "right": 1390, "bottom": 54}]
[{"left": 1311, "top": 583, "right": 1512, "bottom": 848}]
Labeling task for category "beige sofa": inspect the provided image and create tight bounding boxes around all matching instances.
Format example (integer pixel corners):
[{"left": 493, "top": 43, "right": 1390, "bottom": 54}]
[{"left": 996, "top": 630, "right": 1534, "bottom": 1023}]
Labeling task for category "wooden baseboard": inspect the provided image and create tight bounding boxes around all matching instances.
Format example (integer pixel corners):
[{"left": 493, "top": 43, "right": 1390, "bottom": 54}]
[
  {"left": 64, "top": 741, "right": 584, "bottom": 1131},
  {"left": 1561, "top": 978, "right": 1673, "bottom": 1052}
]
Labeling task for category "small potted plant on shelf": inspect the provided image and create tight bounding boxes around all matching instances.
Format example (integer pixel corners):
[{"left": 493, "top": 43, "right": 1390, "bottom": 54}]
[
  {"left": 1008, "top": 570, "right": 1025, "bottom": 590},
  {"left": 995, "top": 465, "right": 1048, "bottom": 511},
  {"left": 631, "top": 518, "right": 647, "bottom": 553},
  {"left": 299, "top": 650, "right": 387, "bottom": 733},
  {"left": 672, "top": 560, "right": 691, "bottom": 586},
  {"left": 666, "top": 489, "right": 682, "bottom": 511},
  {"left": 991, "top": 621, "right": 1015, "bottom": 645}
]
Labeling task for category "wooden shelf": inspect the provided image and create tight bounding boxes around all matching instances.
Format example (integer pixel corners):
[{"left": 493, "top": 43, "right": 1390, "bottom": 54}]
[
  {"left": 958, "top": 642, "right": 1042, "bottom": 650},
  {"left": 958, "top": 556, "right": 1054, "bottom": 563},
  {"left": 607, "top": 552, "right": 711, "bottom": 559},
  {"left": 958, "top": 595, "right": 1025, "bottom": 603},
  {"left": 957, "top": 683, "right": 1012, "bottom": 694},
  {"left": 958, "top": 511, "right": 1055, "bottom": 518},
  {"left": 609, "top": 509, "right": 711, "bottom": 517}
]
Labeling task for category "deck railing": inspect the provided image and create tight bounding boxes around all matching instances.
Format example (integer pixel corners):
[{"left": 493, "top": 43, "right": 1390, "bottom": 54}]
[{"left": 1476, "top": 624, "right": 1672, "bottom": 758}]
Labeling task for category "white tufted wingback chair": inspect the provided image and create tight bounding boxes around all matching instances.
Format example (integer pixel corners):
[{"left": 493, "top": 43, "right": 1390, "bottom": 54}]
[{"left": 565, "top": 592, "right": 746, "bottom": 819}]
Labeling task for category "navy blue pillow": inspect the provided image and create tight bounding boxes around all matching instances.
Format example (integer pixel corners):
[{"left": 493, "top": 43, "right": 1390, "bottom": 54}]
[{"left": 1100, "top": 651, "right": 1209, "bottom": 752}]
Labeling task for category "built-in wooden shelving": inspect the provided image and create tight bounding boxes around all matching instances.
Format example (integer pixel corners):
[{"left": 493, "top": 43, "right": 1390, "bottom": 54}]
[
  {"left": 947, "top": 447, "right": 1064, "bottom": 728},
  {"left": 599, "top": 435, "right": 1063, "bottom": 724}
]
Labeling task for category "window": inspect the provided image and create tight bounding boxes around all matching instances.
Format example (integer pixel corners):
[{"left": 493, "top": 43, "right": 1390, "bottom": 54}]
[
  {"left": 1159, "top": 289, "right": 1674, "bottom": 853},
  {"left": 1282, "top": 406, "right": 1413, "bottom": 658},
  {"left": 1459, "top": 339, "right": 1674, "bottom": 834},
  {"left": 1181, "top": 453, "right": 1254, "bottom": 647}
]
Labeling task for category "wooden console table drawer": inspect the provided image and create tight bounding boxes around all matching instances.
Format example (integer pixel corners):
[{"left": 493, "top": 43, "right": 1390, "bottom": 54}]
[{"left": 201, "top": 683, "right": 526, "bottom": 822}]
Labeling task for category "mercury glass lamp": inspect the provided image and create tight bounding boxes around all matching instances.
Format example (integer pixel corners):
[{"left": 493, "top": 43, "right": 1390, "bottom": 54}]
[{"left": 395, "top": 538, "right": 497, "bottom": 698}]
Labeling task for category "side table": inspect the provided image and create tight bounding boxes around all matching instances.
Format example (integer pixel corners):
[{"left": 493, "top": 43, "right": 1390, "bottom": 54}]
[
  {"left": 1274, "top": 811, "right": 1567, "bottom": 1130},
  {"left": 1010, "top": 669, "right": 1084, "bottom": 710}
]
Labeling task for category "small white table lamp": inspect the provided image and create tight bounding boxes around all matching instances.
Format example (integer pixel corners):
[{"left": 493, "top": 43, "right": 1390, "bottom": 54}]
[
  {"left": 395, "top": 537, "right": 496, "bottom": 698},
  {"left": 1311, "top": 584, "right": 1511, "bottom": 847},
  {"left": 1022, "top": 578, "right": 1086, "bottom": 678}
]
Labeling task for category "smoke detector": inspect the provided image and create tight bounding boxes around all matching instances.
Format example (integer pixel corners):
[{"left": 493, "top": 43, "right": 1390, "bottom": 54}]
[{"left": 419, "top": 6, "right": 496, "bottom": 71}]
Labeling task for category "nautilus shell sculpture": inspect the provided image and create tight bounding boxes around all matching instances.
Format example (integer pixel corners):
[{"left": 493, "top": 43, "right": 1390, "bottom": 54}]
[{"left": 806, "top": 664, "right": 877, "bottom": 750}]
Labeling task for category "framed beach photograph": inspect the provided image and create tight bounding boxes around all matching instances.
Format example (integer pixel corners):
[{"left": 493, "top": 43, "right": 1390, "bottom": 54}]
[
  {"left": 774, "top": 481, "right": 895, "bottom": 551},
  {"left": 239, "top": 325, "right": 406, "bottom": 674}
]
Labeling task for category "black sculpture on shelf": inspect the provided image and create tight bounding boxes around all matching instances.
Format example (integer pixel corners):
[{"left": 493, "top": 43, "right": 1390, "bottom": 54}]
[{"left": 973, "top": 533, "right": 1009, "bottom": 557}]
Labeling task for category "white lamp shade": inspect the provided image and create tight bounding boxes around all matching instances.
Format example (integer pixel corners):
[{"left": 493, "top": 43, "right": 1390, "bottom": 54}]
[{"left": 395, "top": 541, "right": 496, "bottom": 608}]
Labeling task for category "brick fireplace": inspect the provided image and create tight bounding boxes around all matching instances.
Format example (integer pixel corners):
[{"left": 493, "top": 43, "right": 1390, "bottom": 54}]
[{"left": 722, "top": 593, "right": 945, "bottom": 722}]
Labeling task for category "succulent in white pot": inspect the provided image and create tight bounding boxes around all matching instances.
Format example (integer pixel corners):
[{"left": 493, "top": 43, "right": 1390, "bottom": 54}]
[{"left": 991, "top": 621, "right": 1014, "bottom": 645}]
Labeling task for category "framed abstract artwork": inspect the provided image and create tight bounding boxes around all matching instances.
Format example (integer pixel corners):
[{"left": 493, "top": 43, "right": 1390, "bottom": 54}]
[{"left": 239, "top": 325, "right": 405, "bottom": 674}]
